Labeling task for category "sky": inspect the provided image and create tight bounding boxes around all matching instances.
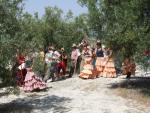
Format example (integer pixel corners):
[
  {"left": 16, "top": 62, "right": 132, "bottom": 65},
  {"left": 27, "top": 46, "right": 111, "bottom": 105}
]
[{"left": 23, "top": 0, "right": 88, "bottom": 17}]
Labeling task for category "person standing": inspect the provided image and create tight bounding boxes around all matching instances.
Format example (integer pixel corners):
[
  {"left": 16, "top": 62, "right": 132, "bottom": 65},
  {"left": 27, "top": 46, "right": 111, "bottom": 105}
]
[
  {"left": 69, "top": 44, "right": 78, "bottom": 77},
  {"left": 39, "top": 48, "right": 45, "bottom": 62},
  {"left": 23, "top": 59, "right": 46, "bottom": 92},
  {"left": 58, "top": 48, "right": 68, "bottom": 76},
  {"left": 76, "top": 44, "right": 82, "bottom": 74},
  {"left": 79, "top": 45, "right": 94, "bottom": 79},
  {"left": 43, "top": 47, "right": 54, "bottom": 82},
  {"left": 103, "top": 47, "right": 117, "bottom": 78},
  {"left": 91, "top": 47, "right": 97, "bottom": 77},
  {"left": 16, "top": 52, "right": 27, "bottom": 86},
  {"left": 95, "top": 41, "right": 104, "bottom": 77}
]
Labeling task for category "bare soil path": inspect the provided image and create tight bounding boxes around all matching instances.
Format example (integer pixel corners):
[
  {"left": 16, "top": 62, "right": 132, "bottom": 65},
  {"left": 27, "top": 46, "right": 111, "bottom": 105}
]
[{"left": 0, "top": 75, "right": 150, "bottom": 113}]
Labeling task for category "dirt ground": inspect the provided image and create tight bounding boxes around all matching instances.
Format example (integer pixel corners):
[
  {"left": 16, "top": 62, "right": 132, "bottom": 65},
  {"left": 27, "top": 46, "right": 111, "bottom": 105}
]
[{"left": 0, "top": 75, "right": 150, "bottom": 113}]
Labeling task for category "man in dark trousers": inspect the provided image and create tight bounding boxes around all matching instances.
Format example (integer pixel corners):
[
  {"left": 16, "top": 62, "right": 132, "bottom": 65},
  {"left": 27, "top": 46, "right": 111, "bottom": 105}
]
[{"left": 69, "top": 44, "right": 78, "bottom": 77}]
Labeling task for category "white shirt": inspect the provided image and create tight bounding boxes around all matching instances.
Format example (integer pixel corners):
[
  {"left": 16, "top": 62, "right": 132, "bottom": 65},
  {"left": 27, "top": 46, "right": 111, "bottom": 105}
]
[
  {"left": 45, "top": 51, "right": 53, "bottom": 64},
  {"left": 77, "top": 49, "right": 81, "bottom": 57},
  {"left": 53, "top": 51, "right": 61, "bottom": 59}
]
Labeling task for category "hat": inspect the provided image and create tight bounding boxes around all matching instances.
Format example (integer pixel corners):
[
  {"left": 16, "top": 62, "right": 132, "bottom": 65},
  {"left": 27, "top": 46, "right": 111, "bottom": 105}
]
[
  {"left": 78, "top": 43, "right": 81, "bottom": 47},
  {"left": 96, "top": 40, "right": 101, "bottom": 43},
  {"left": 61, "top": 48, "right": 64, "bottom": 51},
  {"left": 50, "top": 46, "right": 55, "bottom": 50},
  {"left": 80, "top": 42, "right": 83, "bottom": 45},
  {"left": 72, "top": 43, "right": 76, "bottom": 47},
  {"left": 87, "top": 46, "right": 91, "bottom": 49}
]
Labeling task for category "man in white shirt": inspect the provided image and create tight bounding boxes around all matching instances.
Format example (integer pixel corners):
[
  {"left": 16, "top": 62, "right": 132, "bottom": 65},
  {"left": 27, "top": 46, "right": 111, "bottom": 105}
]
[
  {"left": 69, "top": 44, "right": 78, "bottom": 77},
  {"left": 44, "top": 47, "right": 54, "bottom": 82}
]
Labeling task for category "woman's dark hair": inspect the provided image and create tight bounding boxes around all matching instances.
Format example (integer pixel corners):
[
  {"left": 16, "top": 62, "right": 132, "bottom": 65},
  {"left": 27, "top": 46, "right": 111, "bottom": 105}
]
[{"left": 96, "top": 42, "right": 101, "bottom": 47}]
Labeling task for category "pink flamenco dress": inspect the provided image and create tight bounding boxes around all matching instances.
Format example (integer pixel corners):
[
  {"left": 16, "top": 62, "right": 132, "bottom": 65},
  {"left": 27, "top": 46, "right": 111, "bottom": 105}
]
[
  {"left": 79, "top": 57, "right": 95, "bottom": 79},
  {"left": 23, "top": 68, "right": 46, "bottom": 92}
]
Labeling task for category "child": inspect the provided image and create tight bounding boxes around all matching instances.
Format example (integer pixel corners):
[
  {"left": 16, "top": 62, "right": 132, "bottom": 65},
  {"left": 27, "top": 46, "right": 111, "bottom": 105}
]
[{"left": 122, "top": 58, "right": 136, "bottom": 79}]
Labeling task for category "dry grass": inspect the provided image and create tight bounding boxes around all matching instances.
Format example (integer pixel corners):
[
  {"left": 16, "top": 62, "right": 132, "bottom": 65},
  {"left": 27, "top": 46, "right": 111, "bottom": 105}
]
[
  {"left": 115, "top": 88, "right": 150, "bottom": 107},
  {"left": 109, "top": 77, "right": 150, "bottom": 107}
]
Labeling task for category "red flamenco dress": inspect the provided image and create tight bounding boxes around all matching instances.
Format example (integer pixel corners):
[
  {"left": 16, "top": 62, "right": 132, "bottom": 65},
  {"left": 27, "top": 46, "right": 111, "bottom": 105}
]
[{"left": 16, "top": 55, "right": 27, "bottom": 86}]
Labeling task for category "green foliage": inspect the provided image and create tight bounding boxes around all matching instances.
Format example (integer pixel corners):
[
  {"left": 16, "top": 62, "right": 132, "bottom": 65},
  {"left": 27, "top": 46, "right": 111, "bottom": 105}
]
[
  {"left": 0, "top": 0, "right": 88, "bottom": 84},
  {"left": 32, "top": 56, "right": 45, "bottom": 77},
  {"left": 1, "top": 0, "right": 149, "bottom": 84},
  {"left": 78, "top": 0, "right": 150, "bottom": 58},
  {"left": 0, "top": 0, "right": 23, "bottom": 84}
]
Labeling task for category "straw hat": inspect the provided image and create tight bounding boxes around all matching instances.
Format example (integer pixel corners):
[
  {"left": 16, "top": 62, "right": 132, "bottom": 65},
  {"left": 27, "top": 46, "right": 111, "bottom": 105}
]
[
  {"left": 61, "top": 48, "right": 64, "bottom": 51},
  {"left": 50, "top": 46, "right": 55, "bottom": 50},
  {"left": 80, "top": 42, "right": 83, "bottom": 45},
  {"left": 72, "top": 43, "right": 77, "bottom": 47},
  {"left": 97, "top": 40, "right": 101, "bottom": 43},
  {"left": 77, "top": 43, "right": 81, "bottom": 47},
  {"left": 87, "top": 46, "right": 91, "bottom": 49}
]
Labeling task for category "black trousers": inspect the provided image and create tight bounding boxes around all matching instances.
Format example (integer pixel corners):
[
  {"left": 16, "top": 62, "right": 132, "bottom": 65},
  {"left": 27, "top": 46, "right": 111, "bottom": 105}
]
[
  {"left": 69, "top": 61, "right": 75, "bottom": 77},
  {"left": 126, "top": 72, "right": 131, "bottom": 79},
  {"left": 76, "top": 56, "right": 82, "bottom": 74}
]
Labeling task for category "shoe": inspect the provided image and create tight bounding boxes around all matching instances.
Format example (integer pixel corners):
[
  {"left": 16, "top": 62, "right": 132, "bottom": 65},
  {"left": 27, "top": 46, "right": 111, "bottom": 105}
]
[
  {"left": 96, "top": 75, "right": 99, "bottom": 78},
  {"left": 126, "top": 75, "right": 131, "bottom": 79},
  {"left": 63, "top": 75, "right": 67, "bottom": 78},
  {"left": 68, "top": 75, "right": 72, "bottom": 78}
]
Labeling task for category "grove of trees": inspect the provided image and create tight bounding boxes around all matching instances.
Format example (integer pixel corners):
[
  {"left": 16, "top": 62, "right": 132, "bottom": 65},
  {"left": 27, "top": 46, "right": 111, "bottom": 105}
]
[
  {"left": 0, "top": 0, "right": 150, "bottom": 84},
  {"left": 0, "top": 0, "right": 88, "bottom": 83},
  {"left": 78, "top": 0, "right": 150, "bottom": 70}
]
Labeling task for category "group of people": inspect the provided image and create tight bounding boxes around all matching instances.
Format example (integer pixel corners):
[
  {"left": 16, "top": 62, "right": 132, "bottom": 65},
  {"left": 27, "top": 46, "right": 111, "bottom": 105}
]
[
  {"left": 43, "top": 46, "right": 68, "bottom": 82},
  {"left": 15, "top": 39, "right": 136, "bottom": 92},
  {"left": 70, "top": 40, "right": 117, "bottom": 79},
  {"left": 69, "top": 39, "right": 136, "bottom": 79},
  {"left": 16, "top": 46, "right": 70, "bottom": 92}
]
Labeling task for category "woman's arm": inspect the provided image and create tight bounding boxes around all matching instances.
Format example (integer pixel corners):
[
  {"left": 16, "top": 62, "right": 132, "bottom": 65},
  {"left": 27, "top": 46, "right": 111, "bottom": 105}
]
[{"left": 108, "top": 50, "right": 113, "bottom": 57}]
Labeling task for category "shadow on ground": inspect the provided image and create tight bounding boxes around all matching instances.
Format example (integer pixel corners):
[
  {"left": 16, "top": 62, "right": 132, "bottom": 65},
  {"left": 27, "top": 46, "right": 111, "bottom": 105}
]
[
  {"left": 108, "top": 77, "right": 150, "bottom": 96},
  {"left": 0, "top": 95, "right": 71, "bottom": 113},
  {"left": 0, "top": 92, "right": 9, "bottom": 97}
]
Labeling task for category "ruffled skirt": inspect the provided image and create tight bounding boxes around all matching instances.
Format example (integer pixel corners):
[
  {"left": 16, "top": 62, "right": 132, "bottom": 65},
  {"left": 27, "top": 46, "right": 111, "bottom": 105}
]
[
  {"left": 103, "top": 58, "right": 116, "bottom": 78},
  {"left": 79, "top": 58, "right": 95, "bottom": 79},
  {"left": 23, "top": 71, "right": 46, "bottom": 92},
  {"left": 95, "top": 57, "right": 106, "bottom": 76}
]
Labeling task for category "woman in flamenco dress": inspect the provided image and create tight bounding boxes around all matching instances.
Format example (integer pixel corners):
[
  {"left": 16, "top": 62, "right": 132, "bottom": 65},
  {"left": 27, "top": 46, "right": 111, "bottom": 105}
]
[
  {"left": 23, "top": 56, "right": 46, "bottom": 92},
  {"left": 79, "top": 46, "right": 95, "bottom": 79}
]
